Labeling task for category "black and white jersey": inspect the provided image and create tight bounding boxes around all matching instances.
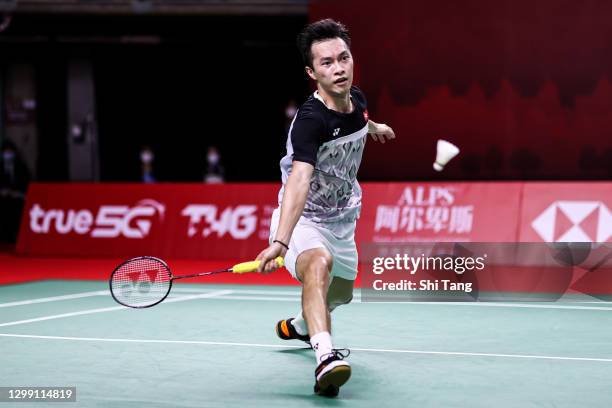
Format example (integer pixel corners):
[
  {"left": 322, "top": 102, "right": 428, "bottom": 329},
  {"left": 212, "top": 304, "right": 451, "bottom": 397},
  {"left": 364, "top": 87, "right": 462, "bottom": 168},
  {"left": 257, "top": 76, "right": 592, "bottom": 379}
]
[{"left": 278, "top": 86, "right": 369, "bottom": 228}]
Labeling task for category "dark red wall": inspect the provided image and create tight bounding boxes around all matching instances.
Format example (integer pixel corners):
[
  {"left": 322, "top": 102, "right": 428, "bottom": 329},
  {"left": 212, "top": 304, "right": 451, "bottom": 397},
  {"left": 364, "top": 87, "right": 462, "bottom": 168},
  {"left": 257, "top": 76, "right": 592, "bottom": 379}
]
[{"left": 311, "top": 0, "right": 612, "bottom": 180}]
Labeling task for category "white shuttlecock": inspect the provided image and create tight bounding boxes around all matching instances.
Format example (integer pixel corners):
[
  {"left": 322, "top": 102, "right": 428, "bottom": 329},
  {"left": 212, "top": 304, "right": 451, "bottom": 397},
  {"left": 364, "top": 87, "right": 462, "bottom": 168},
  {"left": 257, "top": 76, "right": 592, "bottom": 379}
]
[{"left": 433, "top": 139, "right": 460, "bottom": 171}]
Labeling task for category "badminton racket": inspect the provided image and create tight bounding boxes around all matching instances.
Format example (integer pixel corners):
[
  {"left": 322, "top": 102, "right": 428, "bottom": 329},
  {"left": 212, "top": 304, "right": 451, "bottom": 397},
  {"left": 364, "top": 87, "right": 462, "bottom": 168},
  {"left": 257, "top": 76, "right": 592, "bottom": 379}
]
[{"left": 109, "top": 256, "right": 284, "bottom": 308}]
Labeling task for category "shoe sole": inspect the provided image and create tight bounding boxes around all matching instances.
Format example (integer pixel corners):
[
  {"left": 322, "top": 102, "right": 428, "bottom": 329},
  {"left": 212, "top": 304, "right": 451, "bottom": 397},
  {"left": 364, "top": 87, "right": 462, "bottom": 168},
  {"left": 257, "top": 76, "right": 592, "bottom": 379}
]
[
  {"left": 316, "top": 365, "right": 351, "bottom": 396},
  {"left": 275, "top": 321, "right": 287, "bottom": 339}
]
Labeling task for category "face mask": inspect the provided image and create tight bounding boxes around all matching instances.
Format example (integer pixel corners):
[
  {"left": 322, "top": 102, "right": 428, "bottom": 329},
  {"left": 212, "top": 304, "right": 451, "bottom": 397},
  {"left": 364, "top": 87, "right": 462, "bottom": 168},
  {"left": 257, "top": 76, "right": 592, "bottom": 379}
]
[
  {"left": 140, "top": 151, "right": 154, "bottom": 164},
  {"left": 207, "top": 153, "right": 219, "bottom": 165},
  {"left": 3, "top": 151, "right": 15, "bottom": 162},
  {"left": 285, "top": 106, "right": 297, "bottom": 119}
]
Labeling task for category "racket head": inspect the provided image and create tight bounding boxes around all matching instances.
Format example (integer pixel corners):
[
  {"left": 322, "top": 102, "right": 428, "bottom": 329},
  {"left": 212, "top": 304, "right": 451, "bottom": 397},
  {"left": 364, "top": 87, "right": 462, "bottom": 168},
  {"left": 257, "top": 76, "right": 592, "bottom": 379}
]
[{"left": 109, "top": 256, "right": 173, "bottom": 308}]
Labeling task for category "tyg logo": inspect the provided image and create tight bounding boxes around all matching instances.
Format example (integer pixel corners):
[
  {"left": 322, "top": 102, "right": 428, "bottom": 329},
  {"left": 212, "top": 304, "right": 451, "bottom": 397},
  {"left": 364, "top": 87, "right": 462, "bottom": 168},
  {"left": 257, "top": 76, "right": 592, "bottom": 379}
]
[{"left": 181, "top": 205, "right": 257, "bottom": 239}]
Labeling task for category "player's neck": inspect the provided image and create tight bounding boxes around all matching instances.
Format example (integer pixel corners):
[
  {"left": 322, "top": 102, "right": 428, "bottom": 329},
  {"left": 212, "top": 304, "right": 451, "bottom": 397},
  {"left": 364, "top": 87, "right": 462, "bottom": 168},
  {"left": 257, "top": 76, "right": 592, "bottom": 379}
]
[{"left": 316, "top": 87, "right": 352, "bottom": 113}]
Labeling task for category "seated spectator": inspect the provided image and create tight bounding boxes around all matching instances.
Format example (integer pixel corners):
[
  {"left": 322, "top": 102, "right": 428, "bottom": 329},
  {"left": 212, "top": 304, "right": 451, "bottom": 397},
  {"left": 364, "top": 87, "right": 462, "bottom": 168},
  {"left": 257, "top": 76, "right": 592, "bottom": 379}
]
[
  {"left": 0, "top": 141, "right": 30, "bottom": 243},
  {"left": 204, "top": 146, "right": 225, "bottom": 183}
]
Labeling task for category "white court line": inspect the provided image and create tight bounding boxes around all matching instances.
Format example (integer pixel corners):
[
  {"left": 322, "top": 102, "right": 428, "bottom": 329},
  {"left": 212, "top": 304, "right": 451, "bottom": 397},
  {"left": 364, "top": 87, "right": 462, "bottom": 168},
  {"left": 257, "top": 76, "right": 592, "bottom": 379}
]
[
  {"left": 0, "top": 291, "right": 109, "bottom": 308},
  {"left": 0, "top": 290, "right": 233, "bottom": 328},
  {"left": 366, "top": 302, "right": 612, "bottom": 311},
  {"left": 173, "top": 288, "right": 302, "bottom": 296},
  {"left": 2, "top": 287, "right": 611, "bottom": 311},
  {"left": 172, "top": 288, "right": 612, "bottom": 311},
  {"left": 0, "top": 288, "right": 270, "bottom": 308},
  {"left": 0, "top": 333, "right": 611, "bottom": 363},
  {"left": 219, "top": 295, "right": 300, "bottom": 302},
  {"left": 170, "top": 294, "right": 612, "bottom": 311},
  {"left": 0, "top": 286, "right": 299, "bottom": 310}
]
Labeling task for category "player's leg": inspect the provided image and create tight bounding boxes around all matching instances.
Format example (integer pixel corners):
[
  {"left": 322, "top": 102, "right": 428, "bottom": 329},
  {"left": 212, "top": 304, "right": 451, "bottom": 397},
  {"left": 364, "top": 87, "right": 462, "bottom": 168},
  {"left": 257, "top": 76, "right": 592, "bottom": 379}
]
[
  {"left": 296, "top": 247, "right": 351, "bottom": 397},
  {"left": 280, "top": 276, "right": 353, "bottom": 341},
  {"left": 275, "top": 248, "right": 331, "bottom": 343},
  {"left": 327, "top": 276, "right": 354, "bottom": 313},
  {"left": 269, "top": 211, "right": 350, "bottom": 395},
  {"left": 271, "top": 210, "right": 318, "bottom": 343},
  {"left": 281, "top": 273, "right": 354, "bottom": 339},
  {"left": 295, "top": 247, "right": 333, "bottom": 335},
  {"left": 325, "top": 226, "right": 357, "bottom": 322}
]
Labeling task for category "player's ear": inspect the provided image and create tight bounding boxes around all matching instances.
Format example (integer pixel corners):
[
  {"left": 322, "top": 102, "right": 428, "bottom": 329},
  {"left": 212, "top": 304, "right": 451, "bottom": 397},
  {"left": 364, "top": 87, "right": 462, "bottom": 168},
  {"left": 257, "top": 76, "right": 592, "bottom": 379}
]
[{"left": 305, "top": 66, "right": 317, "bottom": 81}]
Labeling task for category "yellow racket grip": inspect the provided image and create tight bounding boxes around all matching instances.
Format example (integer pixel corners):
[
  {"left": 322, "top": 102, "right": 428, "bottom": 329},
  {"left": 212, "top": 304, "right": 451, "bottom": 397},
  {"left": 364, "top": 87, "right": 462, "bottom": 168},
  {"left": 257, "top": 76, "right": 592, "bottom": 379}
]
[{"left": 232, "top": 257, "right": 285, "bottom": 274}]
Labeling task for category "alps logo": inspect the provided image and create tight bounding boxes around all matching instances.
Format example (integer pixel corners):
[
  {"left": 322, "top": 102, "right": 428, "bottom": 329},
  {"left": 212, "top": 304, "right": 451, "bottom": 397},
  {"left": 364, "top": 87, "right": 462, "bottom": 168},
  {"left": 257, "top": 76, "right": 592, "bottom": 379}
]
[
  {"left": 29, "top": 199, "right": 165, "bottom": 239},
  {"left": 374, "top": 186, "right": 473, "bottom": 234},
  {"left": 531, "top": 201, "right": 612, "bottom": 242},
  {"left": 397, "top": 186, "right": 456, "bottom": 206}
]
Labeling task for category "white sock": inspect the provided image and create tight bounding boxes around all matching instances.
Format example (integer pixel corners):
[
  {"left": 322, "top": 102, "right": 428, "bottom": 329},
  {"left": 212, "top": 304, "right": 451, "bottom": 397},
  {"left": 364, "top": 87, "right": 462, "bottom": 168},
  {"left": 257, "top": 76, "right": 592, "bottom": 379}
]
[
  {"left": 310, "top": 331, "right": 333, "bottom": 363},
  {"left": 291, "top": 312, "right": 308, "bottom": 336}
]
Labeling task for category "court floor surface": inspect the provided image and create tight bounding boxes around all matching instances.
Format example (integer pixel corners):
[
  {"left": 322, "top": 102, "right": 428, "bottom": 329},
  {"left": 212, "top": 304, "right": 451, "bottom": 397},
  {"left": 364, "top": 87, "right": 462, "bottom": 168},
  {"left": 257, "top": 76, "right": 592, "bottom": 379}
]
[{"left": 1, "top": 280, "right": 612, "bottom": 407}]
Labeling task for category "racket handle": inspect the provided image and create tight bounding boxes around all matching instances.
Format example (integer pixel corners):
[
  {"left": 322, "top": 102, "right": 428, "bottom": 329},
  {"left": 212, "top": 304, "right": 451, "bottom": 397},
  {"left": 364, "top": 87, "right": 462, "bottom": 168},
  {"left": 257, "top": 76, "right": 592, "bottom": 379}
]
[{"left": 232, "top": 257, "right": 285, "bottom": 274}]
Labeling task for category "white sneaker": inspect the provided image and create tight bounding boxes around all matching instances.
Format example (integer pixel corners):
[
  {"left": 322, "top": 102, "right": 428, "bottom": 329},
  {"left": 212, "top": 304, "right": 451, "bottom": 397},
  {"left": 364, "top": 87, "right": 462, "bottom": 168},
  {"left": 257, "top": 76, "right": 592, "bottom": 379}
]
[{"left": 314, "top": 349, "right": 351, "bottom": 397}]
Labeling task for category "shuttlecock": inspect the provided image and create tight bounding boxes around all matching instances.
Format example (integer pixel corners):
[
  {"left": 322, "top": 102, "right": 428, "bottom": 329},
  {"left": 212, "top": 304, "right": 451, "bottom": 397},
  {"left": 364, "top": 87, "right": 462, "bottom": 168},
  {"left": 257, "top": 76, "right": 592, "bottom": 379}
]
[{"left": 433, "top": 139, "right": 460, "bottom": 171}]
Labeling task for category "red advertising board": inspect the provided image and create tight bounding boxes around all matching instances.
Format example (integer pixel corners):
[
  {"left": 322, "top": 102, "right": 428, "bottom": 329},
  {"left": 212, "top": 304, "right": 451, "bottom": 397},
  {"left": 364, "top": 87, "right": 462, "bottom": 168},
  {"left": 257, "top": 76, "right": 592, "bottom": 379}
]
[
  {"left": 17, "top": 182, "right": 612, "bottom": 259},
  {"left": 518, "top": 182, "right": 612, "bottom": 243},
  {"left": 17, "top": 183, "right": 279, "bottom": 259},
  {"left": 358, "top": 182, "right": 523, "bottom": 243}
]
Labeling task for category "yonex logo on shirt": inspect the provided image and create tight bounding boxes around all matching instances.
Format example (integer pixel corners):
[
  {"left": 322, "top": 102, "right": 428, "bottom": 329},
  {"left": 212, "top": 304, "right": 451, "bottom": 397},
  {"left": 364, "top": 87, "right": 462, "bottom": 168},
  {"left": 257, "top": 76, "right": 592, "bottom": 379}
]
[{"left": 333, "top": 128, "right": 340, "bottom": 136}]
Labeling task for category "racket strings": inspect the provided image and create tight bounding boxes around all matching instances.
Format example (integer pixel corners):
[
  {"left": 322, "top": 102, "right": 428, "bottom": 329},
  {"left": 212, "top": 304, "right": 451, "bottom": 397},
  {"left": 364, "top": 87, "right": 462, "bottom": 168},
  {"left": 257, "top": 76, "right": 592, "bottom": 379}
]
[{"left": 110, "top": 257, "right": 172, "bottom": 307}]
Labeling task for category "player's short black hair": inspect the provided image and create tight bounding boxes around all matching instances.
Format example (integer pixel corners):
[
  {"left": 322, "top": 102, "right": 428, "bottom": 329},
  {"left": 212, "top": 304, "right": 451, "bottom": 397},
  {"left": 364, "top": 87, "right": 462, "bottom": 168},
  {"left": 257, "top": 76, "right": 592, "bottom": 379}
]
[{"left": 297, "top": 18, "right": 351, "bottom": 69}]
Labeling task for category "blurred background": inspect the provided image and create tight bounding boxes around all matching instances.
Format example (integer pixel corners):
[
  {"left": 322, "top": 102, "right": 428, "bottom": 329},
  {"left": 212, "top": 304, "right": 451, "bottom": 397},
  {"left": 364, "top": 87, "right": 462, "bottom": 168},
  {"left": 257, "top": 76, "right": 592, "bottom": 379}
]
[
  {"left": 1, "top": 0, "right": 611, "bottom": 245},
  {"left": 0, "top": 0, "right": 310, "bottom": 186}
]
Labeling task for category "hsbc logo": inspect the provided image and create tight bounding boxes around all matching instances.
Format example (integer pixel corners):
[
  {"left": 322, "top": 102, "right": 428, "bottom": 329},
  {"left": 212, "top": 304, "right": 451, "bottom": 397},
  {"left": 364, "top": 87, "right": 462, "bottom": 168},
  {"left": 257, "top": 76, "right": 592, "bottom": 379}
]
[
  {"left": 531, "top": 201, "right": 612, "bottom": 243},
  {"left": 181, "top": 205, "right": 257, "bottom": 239},
  {"left": 29, "top": 199, "right": 165, "bottom": 239}
]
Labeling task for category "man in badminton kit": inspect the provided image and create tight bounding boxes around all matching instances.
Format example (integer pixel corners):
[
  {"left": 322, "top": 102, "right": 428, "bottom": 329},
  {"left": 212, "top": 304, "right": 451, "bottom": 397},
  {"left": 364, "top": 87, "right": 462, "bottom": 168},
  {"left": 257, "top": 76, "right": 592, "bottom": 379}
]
[{"left": 256, "top": 19, "right": 396, "bottom": 397}]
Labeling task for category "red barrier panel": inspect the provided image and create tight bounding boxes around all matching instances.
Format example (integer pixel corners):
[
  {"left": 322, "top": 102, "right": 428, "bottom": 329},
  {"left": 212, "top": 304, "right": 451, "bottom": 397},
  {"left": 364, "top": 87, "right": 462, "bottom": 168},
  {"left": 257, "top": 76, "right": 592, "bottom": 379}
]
[
  {"left": 357, "top": 182, "right": 523, "bottom": 243},
  {"left": 17, "top": 183, "right": 278, "bottom": 259},
  {"left": 518, "top": 182, "right": 612, "bottom": 243},
  {"left": 17, "top": 182, "right": 611, "bottom": 259}
]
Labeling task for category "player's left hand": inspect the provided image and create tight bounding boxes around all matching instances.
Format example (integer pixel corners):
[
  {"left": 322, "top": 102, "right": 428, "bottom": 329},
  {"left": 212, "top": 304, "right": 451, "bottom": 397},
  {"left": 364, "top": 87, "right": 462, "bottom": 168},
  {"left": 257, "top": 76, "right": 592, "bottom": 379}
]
[{"left": 369, "top": 122, "right": 395, "bottom": 144}]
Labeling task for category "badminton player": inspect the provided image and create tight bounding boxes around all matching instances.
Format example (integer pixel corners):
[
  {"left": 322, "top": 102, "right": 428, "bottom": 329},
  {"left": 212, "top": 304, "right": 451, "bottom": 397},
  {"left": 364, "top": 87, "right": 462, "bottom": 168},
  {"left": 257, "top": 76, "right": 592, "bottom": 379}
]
[{"left": 256, "top": 18, "right": 395, "bottom": 397}]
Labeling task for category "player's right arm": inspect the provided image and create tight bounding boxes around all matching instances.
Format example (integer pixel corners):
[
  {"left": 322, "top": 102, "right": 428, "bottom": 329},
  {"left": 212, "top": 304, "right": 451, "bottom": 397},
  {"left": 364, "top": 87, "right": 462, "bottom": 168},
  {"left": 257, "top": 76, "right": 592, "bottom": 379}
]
[
  {"left": 274, "top": 161, "right": 313, "bottom": 244},
  {"left": 256, "top": 161, "right": 313, "bottom": 272},
  {"left": 256, "top": 104, "right": 323, "bottom": 273}
]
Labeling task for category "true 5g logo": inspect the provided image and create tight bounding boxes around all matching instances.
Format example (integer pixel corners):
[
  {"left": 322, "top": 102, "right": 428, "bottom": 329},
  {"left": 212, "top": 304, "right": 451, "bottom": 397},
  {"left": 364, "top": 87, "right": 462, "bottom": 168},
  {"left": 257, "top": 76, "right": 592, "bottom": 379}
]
[
  {"left": 29, "top": 199, "right": 165, "bottom": 239},
  {"left": 181, "top": 205, "right": 257, "bottom": 239}
]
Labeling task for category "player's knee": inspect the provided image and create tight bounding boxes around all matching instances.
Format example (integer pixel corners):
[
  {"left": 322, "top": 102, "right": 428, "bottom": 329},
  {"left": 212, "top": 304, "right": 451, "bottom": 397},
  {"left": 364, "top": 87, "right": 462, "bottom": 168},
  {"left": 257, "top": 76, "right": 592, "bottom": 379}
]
[
  {"left": 312, "top": 260, "right": 331, "bottom": 284},
  {"left": 316, "top": 252, "right": 333, "bottom": 273},
  {"left": 306, "top": 258, "right": 332, "bottom": 285},
  {"left": 298, "top": 249, "right": 333, "bottom": 286},
  {"left": 304, "top": 250, "right": 332, "bottom": 272}
]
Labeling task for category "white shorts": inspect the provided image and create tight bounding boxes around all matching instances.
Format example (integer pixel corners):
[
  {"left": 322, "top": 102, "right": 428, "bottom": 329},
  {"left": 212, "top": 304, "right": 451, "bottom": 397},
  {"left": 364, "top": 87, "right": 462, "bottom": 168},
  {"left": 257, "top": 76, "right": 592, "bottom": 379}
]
[{"left": 269, "top": 208, "right": 358, "bottom": 281}]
